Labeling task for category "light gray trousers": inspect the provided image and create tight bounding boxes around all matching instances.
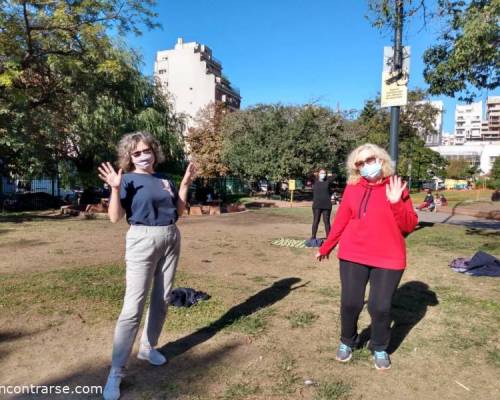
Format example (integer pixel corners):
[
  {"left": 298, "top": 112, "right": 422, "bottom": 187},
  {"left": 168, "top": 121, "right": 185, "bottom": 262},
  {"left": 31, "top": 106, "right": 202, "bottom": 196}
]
[{"left": 111, "top": 224, "right": 181, "bottom": 369}]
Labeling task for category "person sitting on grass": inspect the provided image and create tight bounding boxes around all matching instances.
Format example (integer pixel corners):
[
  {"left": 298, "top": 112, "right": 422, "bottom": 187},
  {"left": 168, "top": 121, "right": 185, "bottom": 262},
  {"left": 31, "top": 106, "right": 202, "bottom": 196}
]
[
  {"left": 315, "top": 143, "right": 418, "bottom": 370},
  {"left": 438, "top": 193, "right": 448, "bottom": 207},
  {"left": 98, "top": 131, "right": 196, "bottom": 400},
  {"left": 416, "top": 189, "right": 435, "bottom": 211}
]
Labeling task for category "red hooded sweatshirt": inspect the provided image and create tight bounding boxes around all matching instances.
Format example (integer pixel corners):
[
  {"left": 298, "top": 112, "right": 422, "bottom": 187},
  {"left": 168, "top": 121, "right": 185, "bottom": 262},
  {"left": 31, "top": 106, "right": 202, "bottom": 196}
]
[{"left": 319, "top": 176, "right": 418, "bottom": 270}]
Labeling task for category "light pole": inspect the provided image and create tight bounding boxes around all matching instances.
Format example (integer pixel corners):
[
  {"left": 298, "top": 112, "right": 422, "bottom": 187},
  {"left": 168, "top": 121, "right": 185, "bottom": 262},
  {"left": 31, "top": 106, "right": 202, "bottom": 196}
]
[{"left": 389, "top": 0, "right": 404, "bottom": 169}]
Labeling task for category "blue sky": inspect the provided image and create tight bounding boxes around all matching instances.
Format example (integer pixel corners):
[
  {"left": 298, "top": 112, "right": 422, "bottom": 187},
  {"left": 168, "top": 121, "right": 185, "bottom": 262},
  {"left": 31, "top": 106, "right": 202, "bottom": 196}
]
[{"left": 126, "top": 0, "right": 496, "bottom": 134}]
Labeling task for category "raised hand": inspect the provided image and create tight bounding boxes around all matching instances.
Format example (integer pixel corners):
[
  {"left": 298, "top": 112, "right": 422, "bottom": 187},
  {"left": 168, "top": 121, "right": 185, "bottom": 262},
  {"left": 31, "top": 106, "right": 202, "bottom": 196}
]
[
  {"left": 386, "top": 175, "right": 407, "bottom": 204},
  {"left": 182, "top": 162, "right": 197, "bottom": 185},
  {"left": 98, "top": 162, "right": 123, "bottom": 189}
]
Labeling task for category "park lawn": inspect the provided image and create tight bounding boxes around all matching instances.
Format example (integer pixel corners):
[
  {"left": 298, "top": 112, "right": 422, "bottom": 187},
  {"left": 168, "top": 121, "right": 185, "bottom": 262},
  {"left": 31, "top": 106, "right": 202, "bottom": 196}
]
[
  {"left": 411, "top": 189, "right": 495, "bottom": 209},
  {"left": 0, "top": 208, "right": 499, "bottom": 399}
]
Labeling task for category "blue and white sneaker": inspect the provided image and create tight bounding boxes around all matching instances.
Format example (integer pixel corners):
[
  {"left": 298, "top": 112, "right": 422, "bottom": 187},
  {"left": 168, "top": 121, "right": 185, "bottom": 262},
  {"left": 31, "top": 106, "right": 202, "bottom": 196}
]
[
  {"left": 373, "top": 350, "right": 391, "bottom": 370},
  {"left": 335, "top": 343, "right": 353, "bottom": 362}
]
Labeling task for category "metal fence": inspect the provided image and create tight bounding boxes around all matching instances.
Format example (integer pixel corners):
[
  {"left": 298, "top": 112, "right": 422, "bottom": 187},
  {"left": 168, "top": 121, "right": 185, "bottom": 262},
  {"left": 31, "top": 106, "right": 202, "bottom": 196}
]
[{"left": 0, "top": 175, "right": 63, "bottom": 211}]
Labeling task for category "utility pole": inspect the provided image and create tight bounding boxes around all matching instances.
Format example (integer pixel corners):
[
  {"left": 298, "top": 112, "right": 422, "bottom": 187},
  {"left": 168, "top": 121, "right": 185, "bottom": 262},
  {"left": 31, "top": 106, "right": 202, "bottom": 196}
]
[{"left": 389, "top": 0, "right": 404, "bottom": 169}]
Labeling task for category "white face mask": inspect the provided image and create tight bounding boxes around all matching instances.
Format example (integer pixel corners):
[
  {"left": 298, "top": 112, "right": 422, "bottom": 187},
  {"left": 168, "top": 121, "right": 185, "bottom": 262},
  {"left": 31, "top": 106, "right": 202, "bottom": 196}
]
[
  {"left": 360, "top": 159, "right": 382, "bottom": 180},
  {"left": 132, "top": 152, "right": 154, "bottom": 169},
  {"left": 319, "top": 173, "right": 326, "bottom": 181}
]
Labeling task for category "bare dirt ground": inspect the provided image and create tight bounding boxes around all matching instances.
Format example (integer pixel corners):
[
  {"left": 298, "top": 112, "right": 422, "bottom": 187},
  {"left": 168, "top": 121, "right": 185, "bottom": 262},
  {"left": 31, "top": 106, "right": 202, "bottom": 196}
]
[{"left": 0, "top": 209, "right": 499, "bottom": 400}]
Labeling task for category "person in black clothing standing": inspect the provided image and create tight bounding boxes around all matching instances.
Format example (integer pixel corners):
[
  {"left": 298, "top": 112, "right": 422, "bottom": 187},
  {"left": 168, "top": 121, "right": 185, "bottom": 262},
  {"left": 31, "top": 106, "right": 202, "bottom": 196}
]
[{"left": 311, "top": 168, "right": 333, "bottom": 239}]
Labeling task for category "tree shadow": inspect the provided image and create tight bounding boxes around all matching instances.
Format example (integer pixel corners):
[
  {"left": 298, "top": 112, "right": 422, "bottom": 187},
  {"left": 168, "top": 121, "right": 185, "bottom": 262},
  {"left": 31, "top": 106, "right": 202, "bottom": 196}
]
[
  {"left": 9, "top": 342, "right": 242, "bottom": 400},
  {"left": 8, "top": 278, "right": 306, "bottom": 399},
  {"left": 414, "top": 221, "right": 435, "bottom": 231},
  {"left": 358, "top": 281, "right": 438, "bottom": 354},
  {"left": 0, "top": 328, "right": 52, "bottom": 362},
  {"left": 443, "top": 201, "right": 465, "bottom": 223},
  {"left": 0, "top": 213, "right": 71, "bottom": 224},
  {"left": 160, "top": 277, "right": 305, "bottom": 357},
  {"left": 465, "top": 227, "right": 500, "bottom": 237}
]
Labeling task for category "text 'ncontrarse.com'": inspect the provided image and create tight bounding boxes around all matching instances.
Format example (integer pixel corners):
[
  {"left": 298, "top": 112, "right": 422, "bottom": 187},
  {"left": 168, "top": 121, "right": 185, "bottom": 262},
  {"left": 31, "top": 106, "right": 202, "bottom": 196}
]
[{"left": 0, "top": 385, "right": 103, "bottom": 396}]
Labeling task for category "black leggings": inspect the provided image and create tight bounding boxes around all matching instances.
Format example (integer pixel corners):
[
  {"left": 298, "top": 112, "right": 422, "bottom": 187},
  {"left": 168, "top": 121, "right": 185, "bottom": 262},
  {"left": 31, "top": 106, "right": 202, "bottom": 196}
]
[
  {"left": 311, "top": 208, "right": 331, "bottom": 238},
  {"left": 339, "top": 259, "right": 403, "bottom": 351}
]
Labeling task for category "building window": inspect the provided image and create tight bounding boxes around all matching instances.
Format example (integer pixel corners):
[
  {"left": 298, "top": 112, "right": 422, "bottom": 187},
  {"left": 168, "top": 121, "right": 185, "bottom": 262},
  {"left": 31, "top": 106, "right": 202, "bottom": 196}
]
[{"left": 158, "top": 69, "right": 166, "bottom": 74}]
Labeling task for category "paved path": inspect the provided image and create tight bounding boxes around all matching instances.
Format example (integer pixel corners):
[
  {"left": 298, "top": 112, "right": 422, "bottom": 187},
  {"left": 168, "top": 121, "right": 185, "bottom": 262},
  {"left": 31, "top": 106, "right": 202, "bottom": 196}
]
[{"left": 416, "top": 210, "right": 500, "bottom": 230}]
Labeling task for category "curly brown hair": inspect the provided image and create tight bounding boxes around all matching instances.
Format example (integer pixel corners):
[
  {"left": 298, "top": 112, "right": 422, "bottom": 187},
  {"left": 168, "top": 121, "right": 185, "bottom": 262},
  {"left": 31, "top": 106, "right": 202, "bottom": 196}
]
[{"left": 117, "top": 131, "right": 165, "bottom": 172}]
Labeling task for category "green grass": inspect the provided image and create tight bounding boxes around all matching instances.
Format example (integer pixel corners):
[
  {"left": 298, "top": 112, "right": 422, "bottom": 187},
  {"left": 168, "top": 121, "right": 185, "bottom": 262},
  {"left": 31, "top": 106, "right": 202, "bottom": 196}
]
[
  {"left": 317, "top": 286, "right": 339, "bottom": 298},
  {"left": 411, "top": 189, "right": 494, "bottom": 208},
  {"left": 488, "top": 348, "right": 500, "bottom": 367},
  {"left": 313, "top": 380, "right": 352, "bottom": 400},
  {"left": 222, "top": 382, "right": 260, "bottom": 400},
  {"left": 254, "top": 207, "right": 313, "bottom": 223},
  {"left": 407, "top": 223, "right": 500, "bottom": 254},
  {"left": 285, "top": 310, "right": 319, "bottom": 328},
  {"left": 351, "top": 347, "right": 372, "bottom": 364},
  {"left": 226, "top": 308, "right": 275, "bottom": 336},
  {"left": 272, "top": 354, "right": 301, "bottom": 395},
  {"left": 0, "top": 265, "right": 228, "bottom": 331}
]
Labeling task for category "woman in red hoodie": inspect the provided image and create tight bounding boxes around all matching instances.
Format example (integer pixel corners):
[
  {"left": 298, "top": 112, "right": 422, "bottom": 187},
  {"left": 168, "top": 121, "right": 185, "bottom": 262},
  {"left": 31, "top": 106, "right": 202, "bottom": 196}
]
[{"left": 316, "top": 143, "right": 417, "bottom": 370}]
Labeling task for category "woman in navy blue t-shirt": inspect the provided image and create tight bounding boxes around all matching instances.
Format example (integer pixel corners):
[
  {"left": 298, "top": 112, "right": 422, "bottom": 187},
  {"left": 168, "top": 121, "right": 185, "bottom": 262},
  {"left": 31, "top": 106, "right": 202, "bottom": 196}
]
[{"left": 98, "top": 131, "right": 196, "bottom": 400}]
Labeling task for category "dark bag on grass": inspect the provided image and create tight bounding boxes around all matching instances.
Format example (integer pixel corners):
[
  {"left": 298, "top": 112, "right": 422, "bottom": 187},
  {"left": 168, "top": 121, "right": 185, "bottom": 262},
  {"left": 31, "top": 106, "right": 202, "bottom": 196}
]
[{"left": 168, "top": 287, "right": 210, "bottom": 307}]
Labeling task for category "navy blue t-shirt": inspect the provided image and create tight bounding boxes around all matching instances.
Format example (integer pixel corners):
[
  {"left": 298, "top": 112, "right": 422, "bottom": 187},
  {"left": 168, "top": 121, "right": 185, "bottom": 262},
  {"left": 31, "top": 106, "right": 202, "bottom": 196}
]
[{"left": 118, "top": 172, "right": 179, "bottom": 226}]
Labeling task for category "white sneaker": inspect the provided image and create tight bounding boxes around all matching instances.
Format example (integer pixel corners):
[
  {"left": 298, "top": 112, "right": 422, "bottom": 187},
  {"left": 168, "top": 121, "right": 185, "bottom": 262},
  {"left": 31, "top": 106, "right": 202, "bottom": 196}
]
[
  {"left": 103, "top": 367, "right": 125, "bottom": 400},
  {"left": 137, "top": 345, "right": 167, "bottom": 366}
]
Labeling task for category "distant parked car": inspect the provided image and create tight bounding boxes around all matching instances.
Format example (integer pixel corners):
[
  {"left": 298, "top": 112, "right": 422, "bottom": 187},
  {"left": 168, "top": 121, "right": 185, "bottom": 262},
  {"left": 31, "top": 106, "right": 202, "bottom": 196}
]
[{"left": 422, "top": 180, "right": 444, "bottom": 191}]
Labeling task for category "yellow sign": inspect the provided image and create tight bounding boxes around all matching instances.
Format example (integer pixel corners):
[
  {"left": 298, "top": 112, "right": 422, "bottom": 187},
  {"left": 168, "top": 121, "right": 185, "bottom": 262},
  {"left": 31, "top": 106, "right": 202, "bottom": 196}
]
[
  {"left": 381, "top": 46, "right": 410, "bottom": 108},
  {"left": 381, "top": 71, "right": 408, "bottom": 107},
  {"left": 288, "top": 180, "right": 296, "bottom": 191}
]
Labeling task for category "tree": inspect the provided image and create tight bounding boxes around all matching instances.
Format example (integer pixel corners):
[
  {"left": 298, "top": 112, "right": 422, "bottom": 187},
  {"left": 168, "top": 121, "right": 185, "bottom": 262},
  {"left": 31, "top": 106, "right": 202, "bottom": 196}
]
[
  {"left": 221, "top": 104, "right": 345, "bottom": 181},
  {"left": 446, "top": 159, "right": 474, "bottom": 179},
  {"left": 185, "top": 102, "right": 230, "bottom": 177},
  {"left": 351, "top": 89, "right": 448, "bottom": 181},
  {"left": 0, "top": 0, "right": 183, "bottom": 186},
  {"left": 367, "top": 0, "right": 499, "bottom": 101},
  {"left": 490, "top": 156, "right": 500, "bottom": 187}
]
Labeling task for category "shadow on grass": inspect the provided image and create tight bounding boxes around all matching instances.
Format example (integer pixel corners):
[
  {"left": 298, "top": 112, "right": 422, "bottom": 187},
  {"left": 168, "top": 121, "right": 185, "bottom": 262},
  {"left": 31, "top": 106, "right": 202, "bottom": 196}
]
[
  {"left": 465, "top": 228, "right": 500, "bottom": 237},
  {"left": 414, "top": 221, "right": 435, "bottom": 231},
  {"left": 160, "top": 277, "right": 305, "bottom": 358},
  {"left": 358, "top": 281, "right": 438, "bottom": 354},
  {"left": 8, "top": 278, "right": 306, "bottom": 399},
  {"left": 0, "top": 328, "right": 53, "bottom": 362},
  {"left": 0, "top": 212, "right": 70, "bottom": 224},
  {"left": 10, "top": 342, "right": 242, "bottom": 400}
]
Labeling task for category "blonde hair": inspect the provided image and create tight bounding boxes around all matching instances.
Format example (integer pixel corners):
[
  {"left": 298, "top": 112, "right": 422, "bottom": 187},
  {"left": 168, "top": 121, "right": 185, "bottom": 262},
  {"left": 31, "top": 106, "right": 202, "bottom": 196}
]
[
  {"left": 346, "top": 143, "right": 395, "bottom": 185},
  {"left": 117, "top": 131, "right": 165, "bottom": 172}
]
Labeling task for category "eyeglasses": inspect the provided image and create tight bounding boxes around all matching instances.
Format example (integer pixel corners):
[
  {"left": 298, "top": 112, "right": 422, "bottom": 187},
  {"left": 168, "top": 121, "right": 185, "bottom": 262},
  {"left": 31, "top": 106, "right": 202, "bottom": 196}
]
[
  {"left": 131, "top": 148, "right": 152, "bottom": 158},
  {"left": 354, "top": 156, "right": 376, "bottom": 168}
]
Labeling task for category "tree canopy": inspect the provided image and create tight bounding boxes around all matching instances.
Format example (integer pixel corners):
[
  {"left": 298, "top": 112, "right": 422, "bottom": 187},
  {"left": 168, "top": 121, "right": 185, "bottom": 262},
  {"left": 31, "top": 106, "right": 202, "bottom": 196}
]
[
  {"left": 0, "top": 0, "right": 184, "bottom": 186},
  {"left": 368, "top": 0, "right": 499, "bottom": 101},
  {"left": 221, "top": 104, "right": 346, "bottom": 181},
  {"left": 186, "top": 102, "right": 230, "bottom": 178}
]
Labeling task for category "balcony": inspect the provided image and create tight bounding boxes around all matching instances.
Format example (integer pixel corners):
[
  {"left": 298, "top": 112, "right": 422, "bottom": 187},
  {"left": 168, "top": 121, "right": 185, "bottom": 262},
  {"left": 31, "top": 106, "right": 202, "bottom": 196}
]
[{"left": 199, "top": 52, "right": 221, "bottom": 69}]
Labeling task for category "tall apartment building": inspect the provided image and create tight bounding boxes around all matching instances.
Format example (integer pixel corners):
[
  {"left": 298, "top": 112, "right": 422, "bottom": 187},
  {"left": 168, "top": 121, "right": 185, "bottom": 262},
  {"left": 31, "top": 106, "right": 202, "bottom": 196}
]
[
  {"left": 482, "top": 96, "right": 500, "bottom": 141},
  {"left": 432, "top": 97, "right": 500, "bottom": 174},
  {"left": 454, "top": 101, "right": 482, "bottom": 144},
  {"left": 154, "top": 38, "right": 241, "bottom": 130}
]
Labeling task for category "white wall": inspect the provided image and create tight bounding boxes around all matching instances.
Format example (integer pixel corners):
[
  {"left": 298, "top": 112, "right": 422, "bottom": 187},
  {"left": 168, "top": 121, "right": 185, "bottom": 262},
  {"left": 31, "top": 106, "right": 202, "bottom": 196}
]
[
  {"left": 155, "top": 40, "right": 218, "bottom": 130},
  {"left": 431, "top": 143, "right": 500, "bottom": 175}
]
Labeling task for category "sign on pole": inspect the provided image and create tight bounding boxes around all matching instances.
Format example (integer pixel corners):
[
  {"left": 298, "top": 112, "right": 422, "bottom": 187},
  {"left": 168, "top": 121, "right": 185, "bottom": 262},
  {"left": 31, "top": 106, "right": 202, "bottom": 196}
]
[{"left": 381, "top": 46, "right": 410, "bottom": 108}]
